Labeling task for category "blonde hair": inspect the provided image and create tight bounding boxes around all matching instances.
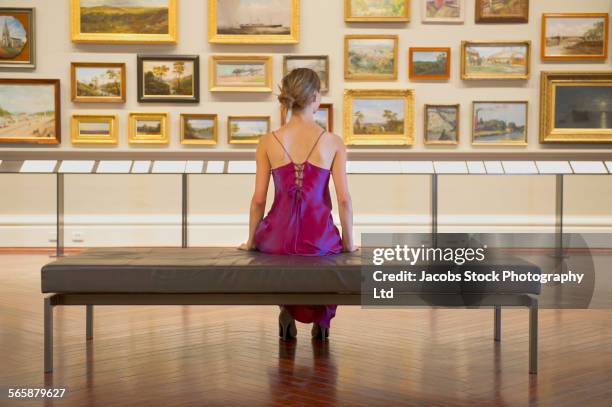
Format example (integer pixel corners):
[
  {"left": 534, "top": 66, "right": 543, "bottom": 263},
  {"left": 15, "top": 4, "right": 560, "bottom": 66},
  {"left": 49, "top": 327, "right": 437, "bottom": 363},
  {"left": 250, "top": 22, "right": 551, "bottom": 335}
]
[{"left": 278, "top": 68, "right": 321, "bottom": 112}]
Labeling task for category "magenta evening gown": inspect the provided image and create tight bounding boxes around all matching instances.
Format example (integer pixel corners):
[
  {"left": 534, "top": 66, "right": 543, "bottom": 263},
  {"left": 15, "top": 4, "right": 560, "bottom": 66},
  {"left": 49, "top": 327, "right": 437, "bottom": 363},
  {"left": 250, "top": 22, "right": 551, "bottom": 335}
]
[{"left": 254, "top": 130, "right": 343, "bottom": 328}]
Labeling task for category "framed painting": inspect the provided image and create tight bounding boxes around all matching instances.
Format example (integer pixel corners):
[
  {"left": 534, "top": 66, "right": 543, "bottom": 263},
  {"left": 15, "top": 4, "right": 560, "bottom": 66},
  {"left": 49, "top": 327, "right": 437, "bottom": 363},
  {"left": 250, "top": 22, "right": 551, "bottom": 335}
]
[
  {"left": 409, "top": 47, "right": 451, "bottom": 80},
  {"left": 281, "top": 103, "right": 334, "bottom": 132},
  {"left": 283, "top": 55, "right": 329, "bottom": 93},
  {"left": 422, "top": 0, "right": 464, "bottom": 24},
  {"left": 138, "top": 55, "right": 199, "bottom": 103},
  {"left": 70, "top": 0, "right": 177, "bottom": 44},
  {"left": 424, "top": 104, "right": 459, "bottom": 145},
  {"left": 71, "top": 62, "right": 126, "bottom": 103},
  {"left": 180, "top": 114, "right": 218, "bottom": 145},
  {"left": 209, "top": 55, "right": 272, "bottom": 93},
  {"left": 343, "top": 89, "right": 414, "bottom": 145},
  {"left": 71, "top": 114, "right": 118, "bottom": 145},
  {"left": 475, "top": 0, "right": 529, "bottom": 23},
  {"left": 0, "top": 8, "right": 35, "bottom": 69},
  {"left": 128, "top": 112, "right": 169, "bottom": 144},
  {"left": 0, "top": 79, "right": 60, "bottom": 144},
  {"left": 208, "top": 0, "right": 299, "bottom": 44},
  {"left": 540, "top": 71, "right": 612, "bottom": 143},
  {"left": 345, "top": 0, "right": 410, "bottom": 22},
  {"left": 345, "top": 35, "right": 399, "bottom": 81},
  {"left": 541, "top": 13, "right": 609, "bottom": 61},
  {"left": 461, "top": 40, "right": 531, "bottom": 80},
  {"left": 228, "top": 116, "right": 271, "bottom": 144},
  {"left": 472, "top": 101, "right": 528, "bottom": 146}
]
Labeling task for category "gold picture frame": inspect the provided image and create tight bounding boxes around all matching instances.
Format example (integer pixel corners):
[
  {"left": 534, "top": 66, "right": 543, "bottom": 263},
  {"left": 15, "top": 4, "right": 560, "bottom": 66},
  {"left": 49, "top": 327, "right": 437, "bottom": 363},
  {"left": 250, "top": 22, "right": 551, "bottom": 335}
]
[
  {"left": 424, "top": 104, "right": 460, "bottom": 145},
  {"left": 345, "top": 0, "right": 410, "bottom": 22},
  {"left": 209, "top": 55, "right": 273, "bottom": 93},
  {"left": 461, "top": 40, "right": 531, "bottom": 80},
  {"left": 228, "top": 115, "right": 271, "bottom": 145},
  {"left": 283, "top": 55, "right": 330, "bottom": 93},
  {"left": 345, "top": 35, "right": 399, "bottom": 81},
  {"left": 180, "top": 114, "right": 218, "bottom": 145},
  {"left": 343, "top": 89, "right": 414, "bottom": 145},
  {"left": 208, "top": 0, "right": 300, "bottom": 44},
  {"left": 472, "top": 101, "right": 528, "bottom": 146},
  {"left": 541, "top": 13, "right": 609, "bottom": 61},
  {"left": 71, "top": 114, "right": 118, "bottom": 145},
  {"left": 71, "top": 62, "right": 126, "bottom": 103},
  {"left": 540, "top": 71, "right": 612, "bottom": 144},
  {"left": 128, "top": 112, "right": 169, "bottom": 145}
]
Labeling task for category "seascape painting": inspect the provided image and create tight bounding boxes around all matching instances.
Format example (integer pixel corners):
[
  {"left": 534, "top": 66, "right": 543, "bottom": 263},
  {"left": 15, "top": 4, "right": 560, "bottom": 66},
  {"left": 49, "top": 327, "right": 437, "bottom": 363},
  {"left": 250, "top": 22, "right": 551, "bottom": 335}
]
[
  {"left": 75, "top": 66, "right": 122, "bottom": 97},
  {"left": 425, "top": 105, "right": 459, "bottom": 144},
  {"left": 182, "top": 115, "right": 217, "bottom": 144},
  {"left": 472, "top": 102, "right": 527, "bottom": 145},
  {"left": 347, "top": 0, "right": 408, "bottom": 20},
  {"left": 79, "top": 120, "right": 111, "bottom": 136},
  {"left": 142, "top": 60, "right": 194, "bottom": 96},
  {"left": 425, "top": 0, "right": 460, "bottom": 19},
  {"left": 215, "top": 0, "right": 293, "bottom": 36},
  {"left": 284, "top": 56, "right": 329, "bottom": 92},
  {"left": 554, "top": 85, "right": 612, "bottom": 130},
  {"left": 543, "top": 14, "right": 608, "bottom": 59},
  {"left": 476, "top": 0, "right": 528, "bottom": 22},
  {"left": 78, "top": 0, "right": 170, "bottom": 34},
  {"left": 463, "top": 42, "right": 530, "bottom": 79},
  {"left": 229, "top": 117, "right": 270, "bottom": 143},
  {"left": 352, "top": 98, "right": 405, "bottom": 135},
  {"left": 346, "top": 36, "right": 397, "bottom": 80},
  {"left": 410, "top": 48, "right": 450, "bottom": 79},
  {"left": 0, "top": 81, "right": 58, "bottom": 143}
]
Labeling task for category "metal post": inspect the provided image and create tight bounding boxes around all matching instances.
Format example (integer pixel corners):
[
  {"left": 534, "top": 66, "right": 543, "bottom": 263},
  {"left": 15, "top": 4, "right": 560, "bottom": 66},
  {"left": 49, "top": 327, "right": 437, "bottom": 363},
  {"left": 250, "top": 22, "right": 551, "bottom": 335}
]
[
  {"left": 44, "top": 296, "right": 53, "bottom": 373},
  {"left": 182, "top": 173, "right": 188, "bottom": 248},
  {"left": 56, "top": 173, "right": 65, "bottom": 258},
  {"left": 494, "top": 305, "right": 501, "bottom": 342},
  {"left": 86, "top": 305, "right": 93, "bottom": 340},
  {"left": 529, "top": 302, "right": 538, "bottom": 374},
  {"left": 431, "top": 174, "right": 438, "bottom": 247}
]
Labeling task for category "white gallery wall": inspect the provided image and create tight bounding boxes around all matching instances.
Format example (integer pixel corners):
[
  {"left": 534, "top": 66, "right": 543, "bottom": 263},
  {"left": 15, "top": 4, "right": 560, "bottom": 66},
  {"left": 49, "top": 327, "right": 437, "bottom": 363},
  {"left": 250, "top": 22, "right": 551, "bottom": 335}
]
[{"left": 1, "top": 0, "right": 612, "bottom": 247}]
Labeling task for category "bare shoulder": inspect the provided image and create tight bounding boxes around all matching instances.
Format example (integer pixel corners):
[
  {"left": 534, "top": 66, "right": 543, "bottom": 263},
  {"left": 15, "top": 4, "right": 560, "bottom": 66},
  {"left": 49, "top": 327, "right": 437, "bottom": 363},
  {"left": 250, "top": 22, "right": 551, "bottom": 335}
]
[{"left": 326, "top": 132, "right": 346, "bottom": 151}]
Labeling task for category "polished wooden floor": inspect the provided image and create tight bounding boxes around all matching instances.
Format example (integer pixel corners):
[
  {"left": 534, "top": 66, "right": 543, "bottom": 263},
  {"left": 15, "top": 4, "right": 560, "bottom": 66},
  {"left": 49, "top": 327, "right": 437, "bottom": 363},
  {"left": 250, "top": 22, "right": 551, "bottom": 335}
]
[{"left": 1, "top": 253, "right": 611, "bottom": 407}]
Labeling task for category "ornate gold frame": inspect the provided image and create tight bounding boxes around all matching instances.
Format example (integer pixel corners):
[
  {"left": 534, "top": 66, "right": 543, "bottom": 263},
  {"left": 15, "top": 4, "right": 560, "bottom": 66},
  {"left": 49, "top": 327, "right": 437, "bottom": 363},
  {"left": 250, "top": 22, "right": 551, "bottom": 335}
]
[
  {"left": 180, "top": 114, "right": 218, "bottom": 145},
  {"left": 541, "top": 13, "right": 609, "bottom": 61},
  {"left": 228, "top": 115, "right": 271, "bottom": 145},
  {"left": 424, "top": 104, "right": 460, "bottom": 145},
  {"left": 209, "top": 55, "right": 273, "bottom": 93},
  {"left": 540, "top": 71, "right": 612, "bottom": 144},
  {"left": 345, "top": 0, "right": 410, "bottom": 22},
  {"left": 343, "top": 89, "right": 414, "bottom": 146},
  {"left": 71, "top": 62, "right": 126, "bottom": 103},
  {"left": 128, "top": 113, "right": 169, "bottom": 145},
  {"left": 71, "top": 114, "right": 118, "bottom": 145},
  {"left": 70, "top": 0, "right": 177, "bottom": 44},
  {"left": 208, "top": 0, "right": 299, "bottom": 44},
  {"left": 471, "top": 101, "right": 528, "bottom": 146},
  {"left": 461, "top": 40, "right": 531, "bottom": 80},
  {"left": 345, "top": 35, "right": 399, "bottom": 81}
]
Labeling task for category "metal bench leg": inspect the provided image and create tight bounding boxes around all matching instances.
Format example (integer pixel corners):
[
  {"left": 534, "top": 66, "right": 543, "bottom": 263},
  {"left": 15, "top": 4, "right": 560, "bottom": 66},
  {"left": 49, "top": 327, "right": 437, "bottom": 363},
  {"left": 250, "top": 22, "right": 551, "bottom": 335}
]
[
  {"left": 494, "top": 305, "right": 501, "bottom": 342},
  {"left": 529, "top": 303, "right": 538, "bottom": 374},
  {"left": 44, "top": 296, "right": 54, "bottom": 373},
  {"left": 86, "top": 305, "right": 94, "bottom": 340}
]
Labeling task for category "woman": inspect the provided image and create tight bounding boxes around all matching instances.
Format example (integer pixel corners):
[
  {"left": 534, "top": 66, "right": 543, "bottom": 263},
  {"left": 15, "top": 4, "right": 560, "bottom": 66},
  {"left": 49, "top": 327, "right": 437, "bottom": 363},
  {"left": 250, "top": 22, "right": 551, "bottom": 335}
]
[{"left": 239, "top": 68, "right": 356, "bottom": 341}]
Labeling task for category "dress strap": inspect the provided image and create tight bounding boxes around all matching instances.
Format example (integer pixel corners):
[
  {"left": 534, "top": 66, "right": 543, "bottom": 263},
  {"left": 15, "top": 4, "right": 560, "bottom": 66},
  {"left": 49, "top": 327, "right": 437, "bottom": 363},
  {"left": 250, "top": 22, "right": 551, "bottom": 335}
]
[
  {"left": 305, "top": 130, "right": 326, "bottom": 162},
  {"left": 272, "top": 131, "right": 294, "bottom": 163}
]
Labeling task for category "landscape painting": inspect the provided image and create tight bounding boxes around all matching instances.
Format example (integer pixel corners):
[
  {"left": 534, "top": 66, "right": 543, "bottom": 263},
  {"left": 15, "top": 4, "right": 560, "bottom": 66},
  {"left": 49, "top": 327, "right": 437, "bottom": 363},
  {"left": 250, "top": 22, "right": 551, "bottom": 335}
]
[
  {"left": 71, "top": 114, "right": 117, "bottom": 144},
  {"left": 228, "top": 116, "right": 270, "bottom": 144},
  {"left": 284, "top": 56, "right": 329, "bottom": 92},
  {"left": 472, "top": 101, "right": 527, "bottom": 145},
  {"left": 0, "top": 79, "right": 60, "bottom": 144},
  {"left": 343, "top": 89, "right": 414, "bottom": 145},
  {"left": 423, "top": 0, "right": 462, "bottom": 22},
  {"left": 138, "top": 56, "right": 199, "bottom": 103},
  {"left": 71, "top": 63, "right": 126, "bottom": 103},
  {"left": 0, "top": 8, "right": 35, "bottom": 68},
  {"left": 209, "top": 0, "right": 299, "bottom": 44},
  {"left": 345, "top": 0, "right": 409, "bottom": 22},
  {"left": 181, "top": 114, "right": 218, "bottom": 145},
  {"left": 409, "top": 48, "right": 450, "bottom": 79},
  {"left": 128, "top": 112, "right": 168, "bottom": 144},
  {"left": 210, "top": 56, "right": 272, "bottom": 92},
  {"left": 475, "top": 0, "right": 529, "bottom": 23},
  {"left": 462, "top": 41, "right": 530, "bottom": 79},
  {"left": 71, "top": 0, "right": 177, "bottom": 43},
  {"left": 424, "top": 104, "right": 459, "bottom": 144},
  {"left": 542, "top": 13, "right": 609, "bottom": 60},
  {"left": 345, "top": 35, "right": 398, "bottom": 80}
]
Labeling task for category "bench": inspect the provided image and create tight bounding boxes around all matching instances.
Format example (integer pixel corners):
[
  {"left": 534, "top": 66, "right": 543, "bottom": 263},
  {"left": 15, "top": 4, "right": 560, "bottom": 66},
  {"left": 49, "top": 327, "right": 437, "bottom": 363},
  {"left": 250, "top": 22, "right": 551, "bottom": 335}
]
[{"left": 41, "top": 247, "right": 540, "bottom": 374}]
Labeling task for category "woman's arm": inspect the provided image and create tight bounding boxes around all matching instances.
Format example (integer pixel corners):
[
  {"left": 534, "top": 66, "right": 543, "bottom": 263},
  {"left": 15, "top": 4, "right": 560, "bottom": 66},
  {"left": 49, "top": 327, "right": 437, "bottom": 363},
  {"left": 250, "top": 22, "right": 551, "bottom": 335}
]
[
  {"left": 240, "top": 136, "right": 271, "bottom": 250},
  {"left": 331, "top": 137, "right": 357, "bottom": 252}
]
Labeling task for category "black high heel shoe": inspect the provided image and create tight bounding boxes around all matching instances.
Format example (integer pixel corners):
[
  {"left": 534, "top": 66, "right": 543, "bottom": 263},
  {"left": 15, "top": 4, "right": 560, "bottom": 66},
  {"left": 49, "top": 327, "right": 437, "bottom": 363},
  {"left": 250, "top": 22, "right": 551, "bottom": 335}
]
[
  {"left": 278, "top": 306, "right": 297, "bottom": 341},
  {"left": 311, "top": 323, "right": 329, "bottom": 340}
]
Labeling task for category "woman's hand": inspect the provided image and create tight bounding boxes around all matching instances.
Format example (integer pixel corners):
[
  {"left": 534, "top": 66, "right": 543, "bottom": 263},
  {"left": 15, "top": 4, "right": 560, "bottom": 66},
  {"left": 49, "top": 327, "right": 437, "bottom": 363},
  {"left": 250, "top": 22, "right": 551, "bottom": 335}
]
[{"left": 238, "top": 242, "right": 255, "bottom": 251}]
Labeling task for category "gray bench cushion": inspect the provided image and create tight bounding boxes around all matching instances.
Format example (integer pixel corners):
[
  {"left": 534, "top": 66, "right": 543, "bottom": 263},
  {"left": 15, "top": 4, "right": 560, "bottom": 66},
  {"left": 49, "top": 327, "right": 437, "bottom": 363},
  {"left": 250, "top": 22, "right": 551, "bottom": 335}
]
[{"left": 41, "top": 248, "right": 541, "bottom": 295}]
